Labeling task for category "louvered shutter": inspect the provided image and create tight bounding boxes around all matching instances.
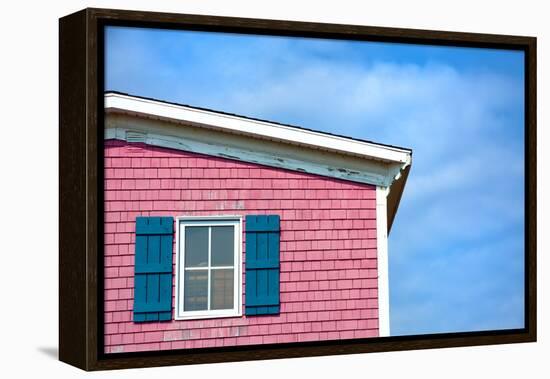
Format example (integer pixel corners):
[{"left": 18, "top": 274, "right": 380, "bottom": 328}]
[
  {"left": 133, "top": 216, "right": 174, "bottom": 322},
  {"left": 245, "top": 215, "right": 280, "bottom": 315}
]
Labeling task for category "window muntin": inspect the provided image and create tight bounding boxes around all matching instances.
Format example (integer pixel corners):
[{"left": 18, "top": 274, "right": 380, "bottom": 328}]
[{"left": 175, "top": 217, "right": 241, "bottom": 319}]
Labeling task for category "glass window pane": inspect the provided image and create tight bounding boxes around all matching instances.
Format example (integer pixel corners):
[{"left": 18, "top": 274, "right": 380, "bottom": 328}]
[
  {"left": 211, "top": 226, "right": 234, "bottom": 267},
  {"left": 210, "top": 269, "right": 234, "bottom": 310},
  {"left": 185, "top": 226, "right": 208, "bottom": 267},
  {"left": 184, "top": 270, "right": 208, "bottom": 311}
]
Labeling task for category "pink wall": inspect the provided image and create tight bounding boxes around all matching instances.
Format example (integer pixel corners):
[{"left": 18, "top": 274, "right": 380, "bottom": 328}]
[{"left": 104, "top": 139, "right": 379, "bottom": 353}]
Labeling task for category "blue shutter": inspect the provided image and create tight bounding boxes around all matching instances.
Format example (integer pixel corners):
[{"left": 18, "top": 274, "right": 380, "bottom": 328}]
[
  {"left": 133, "top": 216, "right": 174, "bottom": 322},
  {"left": 245, "top": 215, "right": 280, "bottom": 315}
]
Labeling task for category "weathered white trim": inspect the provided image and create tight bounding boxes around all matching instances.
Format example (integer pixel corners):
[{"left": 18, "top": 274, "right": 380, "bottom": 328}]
[
  {"left": 376, "top": 186, "right": 391, "bottom": 337},
  {"left": 105, "top": 92, "right": 411, "bottom": 165},
  {"left": 174, "top": 216, "right": 243, "bottom": 320},
  {"left": 105, "top": 113, "right": 407, "bottom": 188}
]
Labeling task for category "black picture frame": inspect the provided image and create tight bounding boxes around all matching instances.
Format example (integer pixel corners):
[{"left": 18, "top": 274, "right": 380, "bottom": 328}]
[{"left": 59, "top": 7, "right": 536, "bottom": 371}]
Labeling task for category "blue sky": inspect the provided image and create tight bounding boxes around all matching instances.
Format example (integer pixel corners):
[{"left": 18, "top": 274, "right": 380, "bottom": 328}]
[{"left": 105, "top": 26, "right": 525, "bottom": 336}]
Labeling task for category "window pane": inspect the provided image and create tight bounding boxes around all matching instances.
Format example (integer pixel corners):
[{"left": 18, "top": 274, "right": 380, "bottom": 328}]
[
  {"left": 210, "top": 269, "right": 234, "bottom": 310},
  {"left": 184, "top": 270, "right": 208, "bottom": 311},
  {"left": 185, "top": 226, "right": 208, "bottom": 267},
  {"left": 211, "top": 226, "right": 234, "bottom": 267}
]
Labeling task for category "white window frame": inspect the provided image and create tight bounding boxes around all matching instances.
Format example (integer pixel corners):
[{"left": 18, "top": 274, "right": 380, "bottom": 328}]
[{"left": 174, "top": 215, "right": 242, "bottom": 320}]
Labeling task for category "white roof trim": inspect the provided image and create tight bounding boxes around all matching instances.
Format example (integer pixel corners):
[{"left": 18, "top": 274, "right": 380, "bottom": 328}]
[{"left": 105, "top": 93, "right": 411, "bottom": 166}]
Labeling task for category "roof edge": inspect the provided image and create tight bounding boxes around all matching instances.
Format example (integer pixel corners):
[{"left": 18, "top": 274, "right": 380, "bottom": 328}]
[{"left": 105, "top": 92, "right": 412, "bottom": 165}]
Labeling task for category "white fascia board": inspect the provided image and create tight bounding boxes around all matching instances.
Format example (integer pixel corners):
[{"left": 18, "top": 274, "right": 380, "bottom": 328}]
[
  {"left": 105, "top": 93, "right": 411, "bottom": 165},
  {"left": 376, "top": 186, "right": 391, "bottom": 337}
]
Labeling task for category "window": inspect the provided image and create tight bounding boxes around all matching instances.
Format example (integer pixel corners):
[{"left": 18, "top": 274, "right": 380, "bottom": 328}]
[{"left": 175, "top": 217, "right": 242, "bottom": 319}]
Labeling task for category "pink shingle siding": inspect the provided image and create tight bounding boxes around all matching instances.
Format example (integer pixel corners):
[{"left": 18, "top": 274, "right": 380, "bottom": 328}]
[{"left": 104, "top": 139, "right": 379, "bottom": 353}]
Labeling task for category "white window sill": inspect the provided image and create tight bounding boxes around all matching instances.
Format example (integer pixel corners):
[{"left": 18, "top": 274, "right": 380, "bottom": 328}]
[{"left": 174, "top": 310, "right": 243, "bottom": 321}]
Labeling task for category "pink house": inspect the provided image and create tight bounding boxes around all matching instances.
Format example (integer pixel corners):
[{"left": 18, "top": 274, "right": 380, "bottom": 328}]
[{"left": 103, "top": 92, "right": 412, "bottom": 354}]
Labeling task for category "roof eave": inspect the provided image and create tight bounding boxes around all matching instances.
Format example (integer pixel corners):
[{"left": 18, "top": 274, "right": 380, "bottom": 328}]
[
  {"left": 387, "top": 163, "right": 411, "bottom": 233},
  {"left": 105, "top": 92, "right": 411, "bottom": 166}
]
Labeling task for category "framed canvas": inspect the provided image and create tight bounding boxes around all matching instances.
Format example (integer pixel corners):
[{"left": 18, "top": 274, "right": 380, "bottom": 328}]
[{"left": 59, "top": 7, "right": 536, "bottom": 371}]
